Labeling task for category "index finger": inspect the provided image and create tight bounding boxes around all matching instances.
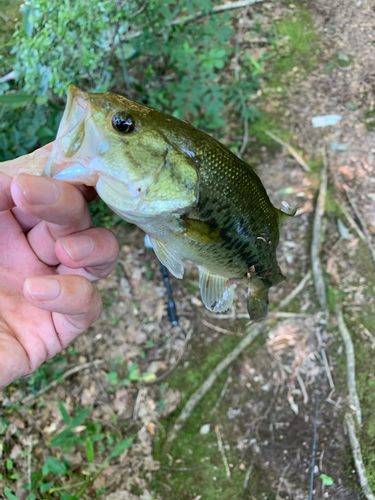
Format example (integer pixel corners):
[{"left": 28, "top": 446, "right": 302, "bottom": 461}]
[
  {"left": 11, "top": 174, "right": 93, "bottom": 266},
  {"left": 0, "top": 172, "right": 14, "bottom": 211}
]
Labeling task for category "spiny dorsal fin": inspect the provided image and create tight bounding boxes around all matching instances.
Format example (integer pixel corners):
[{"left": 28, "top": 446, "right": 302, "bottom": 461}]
[
  {"left": 149, "top": 236, "right": 184, "bottom": 279},
  {"left": 198, "top": 267, "right": 234, "bottom": 313}
]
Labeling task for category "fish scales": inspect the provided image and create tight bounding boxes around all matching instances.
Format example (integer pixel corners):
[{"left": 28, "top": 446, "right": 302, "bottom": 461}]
[{"left": 43, "top": 85, "right": 294, "bottom": 319}]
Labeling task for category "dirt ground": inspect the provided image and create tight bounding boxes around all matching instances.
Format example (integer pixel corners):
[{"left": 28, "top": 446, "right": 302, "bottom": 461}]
[{"left": 1, "top": 0, "right": 375, "bottom": 499}]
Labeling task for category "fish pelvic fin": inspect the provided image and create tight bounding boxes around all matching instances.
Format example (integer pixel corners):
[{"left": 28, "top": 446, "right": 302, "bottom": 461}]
[
  {"left": 247, "top": 289, "right": 269, "bottom": 320},
  {"left": 149, "top": 236, "right": 184, "bottom": 279},
  {"left": 198, "top": 267, "right": 235, "bottom": 313}
]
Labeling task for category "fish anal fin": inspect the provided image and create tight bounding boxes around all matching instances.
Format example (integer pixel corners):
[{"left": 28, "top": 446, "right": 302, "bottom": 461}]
[
  {"left": 199, "top": 267, "right": 234, "bottom": 313},
  {"left": 149, "top": 236, "right": 184, "bottom": 279}
]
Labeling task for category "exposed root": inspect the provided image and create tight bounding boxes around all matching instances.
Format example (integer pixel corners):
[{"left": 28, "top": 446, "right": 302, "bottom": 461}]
[
  {"left": 311, "top": 153, "right": 328, "bottom": 309},
  {"left": 345, "top": 413, "right": 375, "bottom": 500},
  {"left": 277, "top": 271, "right": 312, "bottom": 310},
  {"left": 344, "top": 185, "right": 375, "bottom": 270},
  {"left": 167, "top": 320, "right": 270, "bottom": 443},
  {"left": 265, "top": 130, "right": 310, "bottom": 172},
  {"left": 336, "top": 305, "right": 362, "bottom": 425}
]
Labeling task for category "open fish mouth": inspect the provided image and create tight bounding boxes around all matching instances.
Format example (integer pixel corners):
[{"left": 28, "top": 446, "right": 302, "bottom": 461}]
[{"left": 43, "top": 85, "right": 109, "bottom": 185}]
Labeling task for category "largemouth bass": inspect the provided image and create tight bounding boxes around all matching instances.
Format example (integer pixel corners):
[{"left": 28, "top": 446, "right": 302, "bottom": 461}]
[{"left": 43, "top": 85, "right": 295, "bottom": 319}]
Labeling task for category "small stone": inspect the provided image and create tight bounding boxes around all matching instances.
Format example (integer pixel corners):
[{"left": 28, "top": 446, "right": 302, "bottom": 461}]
[{"left": 200, "top": 423, "right": 211, "bottom": 435}]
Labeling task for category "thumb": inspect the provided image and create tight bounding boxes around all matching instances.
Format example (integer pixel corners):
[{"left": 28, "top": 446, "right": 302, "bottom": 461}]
[{"left": 0, "top": 142, "right": 54, "bottom": 178}]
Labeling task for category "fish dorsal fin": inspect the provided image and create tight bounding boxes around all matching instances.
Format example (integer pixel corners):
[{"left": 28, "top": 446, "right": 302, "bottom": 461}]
[
  {"left": 198, "top": 267, "right": 235, "bottom": 313},
  {"left": 149, "top": 236, "right": 184, "bottom": 279},
  {"left": 277, "top": 201, "right": 297, "bottom": 228}
]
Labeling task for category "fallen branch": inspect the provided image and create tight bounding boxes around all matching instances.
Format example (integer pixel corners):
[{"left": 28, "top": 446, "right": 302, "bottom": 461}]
[
  {"left": 311, "top": 153, "right": 328, "bottom": 309},
  {"left": 344, "top": 185, "right": 375, "bottom": 270},
  {"left": 277, "top": 271, "right": 312, "bottom": 310},
  {"left": 167, "top": 320, "right": 269, "bottom": 442},
  {"left": 345, "top": 413, "right": 375, "bottom": 500},
  {"left": 124, "top": 0, "right": 266, "bottom": 40},
  {"left": 215, "top": 425, "right": 231, "bottom": 479},
  {"left": 335, "top": 198, "right": 365, "bottom": 241},
  {"left": 241, "top": 464, "right": 254, "bottom": 499},
  {"left": 265, "top": 130, "right": 310, "bottom": 172},
  {"left": 15, "top": 360, "right": 105, "bottom": 406},
  {"left": 336, "top": 305, "right": 362, "bottom": 425}
]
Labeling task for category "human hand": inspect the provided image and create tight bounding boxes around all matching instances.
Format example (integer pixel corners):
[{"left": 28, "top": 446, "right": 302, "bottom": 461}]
[{"left": 0, "top": 156, "right": 119, "bottom": 389}]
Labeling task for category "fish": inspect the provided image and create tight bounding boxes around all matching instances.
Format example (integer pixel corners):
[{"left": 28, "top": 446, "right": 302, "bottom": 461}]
[{"left": 43, "top": 85, "right": 295, "bottom": 320}]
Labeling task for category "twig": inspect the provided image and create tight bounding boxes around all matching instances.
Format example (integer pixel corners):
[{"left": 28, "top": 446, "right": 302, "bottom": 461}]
[
  {"left": 277, "top": 271, "right": 312, "bottom": 310},
  {"left": 311, "top": 153, "right": 328, "bottom": 309},
  {"left": 169, "top": 0, "right": 266, "bottom": 26},
  {"left": 210, "top": 367, "right": 232, "bottom": 414},
  {"left": 241, "top": 464, "right": 254, "bottom": 499},
  {"left": 144, "top": 327, "right": 193, "bottom": 385},
  {"left": 344, "top": 185, "right": 375, "bottom": 269},
  {"left": 160, "top": 466, "right": 201, "bottom": 472},
  {"left": 133, "top": 387, "right": 145, "bottom": 420},
  {"left": 124, "top": 0, "right": 266, "bottom": 40},
  {"left": 265, "top": 131, "right": 310, "bottom": 172},
  {"left": 276, "top": 464, "right": 290, "bottom": 500},
  {"left": 14, "top": 360, "right": 105, "bottom": 406},
  {"left": 167, "top": 320, "right": 269, "bottom": 442},
  {"left": 201, "top": 318, "right": 238, "bottom": 336},
  {"left": 335, "top": 198, "right": 365, "bottom": 241},
  {"left": 215, "top": 425, "right": 231, "bottom": 479},
  {"left": 321, "top": 347, "right": 335, "bottom": 391},
  {"left": 308, "top": 374, "right": 321, "bottom": 500},
  {"left": 239, "top": 118, "right": 249, "bottom": 159},
  {"left": 336, "top": 305, "right": 362, "bottom": 425},
  {"left": 345, "top": 413, "right": 375, "bottom": 500},
  {"left": 296, "top": 369, "right": 308, "bottom": 405}
]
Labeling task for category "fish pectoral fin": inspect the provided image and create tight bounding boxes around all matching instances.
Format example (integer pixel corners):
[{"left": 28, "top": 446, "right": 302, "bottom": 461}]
[
  {"left": 198, "top": 267, "right": 234, "bottom": 313},
  {"left": 247, "top": 289, "right": 269, "bottom": 320},
  {"left": 149, "top": 236, "right": 184, "bottom": 279}
]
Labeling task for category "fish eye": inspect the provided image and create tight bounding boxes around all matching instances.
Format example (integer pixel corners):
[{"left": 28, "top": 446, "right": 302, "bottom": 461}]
[{"left": 112, "top": 113, "right": 135, "bottom": 134}]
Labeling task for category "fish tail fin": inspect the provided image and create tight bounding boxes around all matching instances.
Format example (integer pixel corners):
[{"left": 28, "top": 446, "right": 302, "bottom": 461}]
[
  {"left": 247, "top": 289, "right": 269, "bottom": 320},
  {"left": 276, "top": 202, "right": 297, "bottom": 228}
]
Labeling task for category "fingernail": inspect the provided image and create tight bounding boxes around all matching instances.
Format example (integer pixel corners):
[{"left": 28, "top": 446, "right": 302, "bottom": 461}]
[
  {"left": 61, "top": 235, "right": 94, "bottom": 261},
  {"left": 25, "top": 277, "right": 61, "bottom": 301},
  {"left": 17, "top": 174, "right": 60, "bottom": 205}
]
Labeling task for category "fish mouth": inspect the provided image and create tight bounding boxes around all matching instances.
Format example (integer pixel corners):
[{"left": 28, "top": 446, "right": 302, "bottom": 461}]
[{"left": 43, "top": 85, "right": 109, "bottom": 185}]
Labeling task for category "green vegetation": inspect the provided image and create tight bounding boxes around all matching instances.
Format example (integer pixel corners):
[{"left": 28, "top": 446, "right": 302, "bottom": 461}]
[
  {"left": 153, "top": 330, "right": 269, "bottom": 499},
  {"left": 1, "top": 401, "right": 134, "bottom": 500}
]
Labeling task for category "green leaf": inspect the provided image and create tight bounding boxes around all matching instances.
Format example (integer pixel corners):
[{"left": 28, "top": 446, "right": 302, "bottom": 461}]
[
  {"left": 320, "top": 474, "right": 334, "bottom": 486},
  {"left": 0, "top": 94, "right": 34, "bottom": 105},
  {"left": 106, "top": 371, "right": 119, "bottom": 384},
  {"left": 4, "top": 487, "right": 19, "bottom": 500},
  {"left": 35, "top": 95, "right": 49, "bottom": 105},
  {"left": 50, "top": 428, "right": 76, "bottom": 448},
  {"left": 6, "top": 459, "right": 13, "bottom": 471},
  {"left": 40, "top": 481, "right": 54, "bottom": 493},
  {"left": 58, "top": 400, "right": 71, "bottom": 425},
  {"left": 42, "top": 457, "right": 67, "bottom": 476},
  {"left": 86, "top": 440, "right": 94, "bottom": 463},
  {"left": 109, "top": 437, "right": 134, "bottom": 459},
  {"left": 71, "top": 408, "right": 90, "bottom": 428}
]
